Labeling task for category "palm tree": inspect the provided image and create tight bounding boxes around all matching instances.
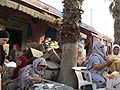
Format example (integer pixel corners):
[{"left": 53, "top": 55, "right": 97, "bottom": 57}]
[
  {"left": 57, "top": 0, "right": 84, "bottom": 88},
  {"left": 109, "top": 0, "right": 120, "bottom": 44}
]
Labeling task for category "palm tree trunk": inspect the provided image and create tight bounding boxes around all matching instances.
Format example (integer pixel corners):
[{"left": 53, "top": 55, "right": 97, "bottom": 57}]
[
  {"left": 114, "top": 17, "right": 120, "bottom": 45},
  {"left": 110, "top": 0, "right": 120, "bottom": 44},
  {"left": 57, "top": 0, "right": 83, "bottom": 88}
]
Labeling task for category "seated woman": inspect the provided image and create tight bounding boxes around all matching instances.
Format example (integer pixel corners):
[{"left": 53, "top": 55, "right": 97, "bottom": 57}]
[
  {"left": 17, "top": 58, "right": 47, "bottom": 90},
  {"left": 2, "top": 56, "right": 28, "bottom": 90},
  {"left": 109, "top": 44, "right": 120, "bottom": 72},
  {"left": 86, "top": 41, "right": 113, "bottom": 88}
]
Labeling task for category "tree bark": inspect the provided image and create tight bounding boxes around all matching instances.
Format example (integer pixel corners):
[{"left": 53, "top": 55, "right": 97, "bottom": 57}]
[
  {"left": 111, "top": 0, "right": 120, "bottom": 45},
  {"left": 58, "top": 43, "right": 78, "bottom": 88},
  {"left": 57, "top": 0, "right": 83, "bottom": 88}
]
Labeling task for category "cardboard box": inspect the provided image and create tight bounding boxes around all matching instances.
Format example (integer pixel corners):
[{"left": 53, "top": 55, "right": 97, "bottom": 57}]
[
  {"left": 22, "top": 48, "right": 43, "bottom": 63},
  {"left": 42, "top": 49, "right": 61, "bottom": 62}
]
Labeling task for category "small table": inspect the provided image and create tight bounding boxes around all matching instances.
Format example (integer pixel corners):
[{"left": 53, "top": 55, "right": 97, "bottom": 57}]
[{"left": 33, "top": 80, "right": 75, "bottom": 90}]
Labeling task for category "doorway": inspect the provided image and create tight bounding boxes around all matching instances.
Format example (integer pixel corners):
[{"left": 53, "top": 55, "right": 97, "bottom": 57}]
[{"left": 5, "top": 28, "right": 22, "bottom": 49}]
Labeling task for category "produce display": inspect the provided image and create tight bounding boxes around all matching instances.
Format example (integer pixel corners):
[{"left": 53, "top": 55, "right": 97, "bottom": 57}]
[
  {"left": 107, "top": 55, "right": 120, "bottom": 72},
  {"left": 107, "top": 55, "right": 120, "bottom": 62},
  {"left": 44, "top": 38, "right": 59, "bottom": 50},
  {"left": 102, "top": 71, "right": 120, "bottom": 78}
]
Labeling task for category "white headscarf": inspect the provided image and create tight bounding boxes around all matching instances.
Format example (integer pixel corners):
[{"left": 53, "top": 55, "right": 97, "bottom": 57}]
[
  {"left": 111, "top": 44, "right": 120, "bottom": 57},
  {"left": 92, "top": 41, "right": 106, "bottom": 58}
]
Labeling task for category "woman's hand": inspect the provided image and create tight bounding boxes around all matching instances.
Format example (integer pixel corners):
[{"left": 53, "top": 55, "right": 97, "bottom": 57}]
[
  {"left": 106, "top": 60, "right": 113, "bottom": 67},
  {"left": 29, "top": 76, "right": 43, "bottom": 82},
  {"left": 93, "top": 63, "right": 107, "bottom": 70},
  {"left": 34, "top": 77, "right": 43, "bottom": 82},
  {"left": 93, "top": 60, "right": 113, "bottom": 70}
]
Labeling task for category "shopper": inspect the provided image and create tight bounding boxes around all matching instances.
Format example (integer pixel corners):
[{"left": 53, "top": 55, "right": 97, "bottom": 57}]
[
  {"left": 86, "top": 41, "right": 113, "bottom": 88},
  {"left": 0, "top": 31, "right": 10, "bottom": 72}
]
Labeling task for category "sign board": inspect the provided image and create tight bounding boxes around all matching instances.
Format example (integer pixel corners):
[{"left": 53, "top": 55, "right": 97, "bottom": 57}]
[
  {"left": 42, "top": 49, "right": 61, "bottom": 61},
  {"left": 6, "top": 15, "right": 28, "bottom": 31},
  {"left": 22, "top": 48, "right": 43, "bottom": 63}
]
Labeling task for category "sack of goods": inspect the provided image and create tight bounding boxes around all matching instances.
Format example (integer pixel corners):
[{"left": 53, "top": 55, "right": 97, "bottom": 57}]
[{"left": 107, "top": 55, "right": 120, "bottom": 72}]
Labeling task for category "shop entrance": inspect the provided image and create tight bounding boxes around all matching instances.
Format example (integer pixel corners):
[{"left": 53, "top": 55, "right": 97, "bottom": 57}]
[{"left": 6, "top": 28, "right": 22, "bottom": 49}]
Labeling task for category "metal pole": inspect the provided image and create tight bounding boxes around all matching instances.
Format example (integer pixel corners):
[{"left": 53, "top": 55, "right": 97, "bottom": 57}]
[{"left": 90, "top": 8, "right": 93, "bottom": 26}]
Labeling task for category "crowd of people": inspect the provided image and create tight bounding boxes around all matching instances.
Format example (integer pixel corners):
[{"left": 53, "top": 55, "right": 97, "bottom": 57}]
[
  {"left": 85, "top": 41, "right": 120, "bottom": 89},
  {"left": 1, "top": 30, "right": 120, "bottom": 89},
  {"left": 0, "top": 31, "right": 48, "bottom": 90}
]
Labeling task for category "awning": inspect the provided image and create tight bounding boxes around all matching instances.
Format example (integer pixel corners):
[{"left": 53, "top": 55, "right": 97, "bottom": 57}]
[
  {"left": 80, "top": 32, "right": 87, "bottom": 39},
  {"left": 80, "top": 23, "right": 96, "bottom": 33},
  {"left": 0, "top": 0, "right": 57, "bottom": 23}
]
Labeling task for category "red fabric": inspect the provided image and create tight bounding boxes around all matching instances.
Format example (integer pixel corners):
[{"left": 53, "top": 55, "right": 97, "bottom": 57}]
[
  {"left": 87, "top": 51, "right": 93, "bottom": 56},
  {"left": 106, "top": 51, "right": 109, "bottom": 56},
  {"left": 12, "top": 56, "right": 28, "bottom": 79}
]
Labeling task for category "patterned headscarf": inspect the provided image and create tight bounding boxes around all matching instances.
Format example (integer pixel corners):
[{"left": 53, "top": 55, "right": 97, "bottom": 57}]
[
  {"left": 92, "top": 41, "right": 106, "bottom": 58},
  {"left": 32, "top": 58, "right": 47, "bottom": 76}
]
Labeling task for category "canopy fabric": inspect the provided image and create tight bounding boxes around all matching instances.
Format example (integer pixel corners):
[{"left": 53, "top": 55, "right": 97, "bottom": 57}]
[
  {"left": 80, "top": 23, "right": 96, "bottom": 33},
  {"left": 0, "top": 0, "right": 56, "bottom": 23}
]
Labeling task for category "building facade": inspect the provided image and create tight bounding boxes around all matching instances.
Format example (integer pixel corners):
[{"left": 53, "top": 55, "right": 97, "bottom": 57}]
[{"left": 0, "top": 0, "right": 62, "bottom": 49}]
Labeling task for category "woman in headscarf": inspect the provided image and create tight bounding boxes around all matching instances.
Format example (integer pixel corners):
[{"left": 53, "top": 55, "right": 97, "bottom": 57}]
[
  {"left": 2, "top": 56, "right": 28, "bottom": 90},
  {"left": 86, "top": 41, "right": 113, "bottom": 88},
  {"left": 17, "top": 58, "right": 47, "bottom": 90},
  {"left": 109, "top": 44, "right": 120, "bottom": 72},
  {"left": 111, "top": 44, "right": 120, "bottom": 57},
  {"left": 12, "top": 56, "right": 28, "bottom": 79}
]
